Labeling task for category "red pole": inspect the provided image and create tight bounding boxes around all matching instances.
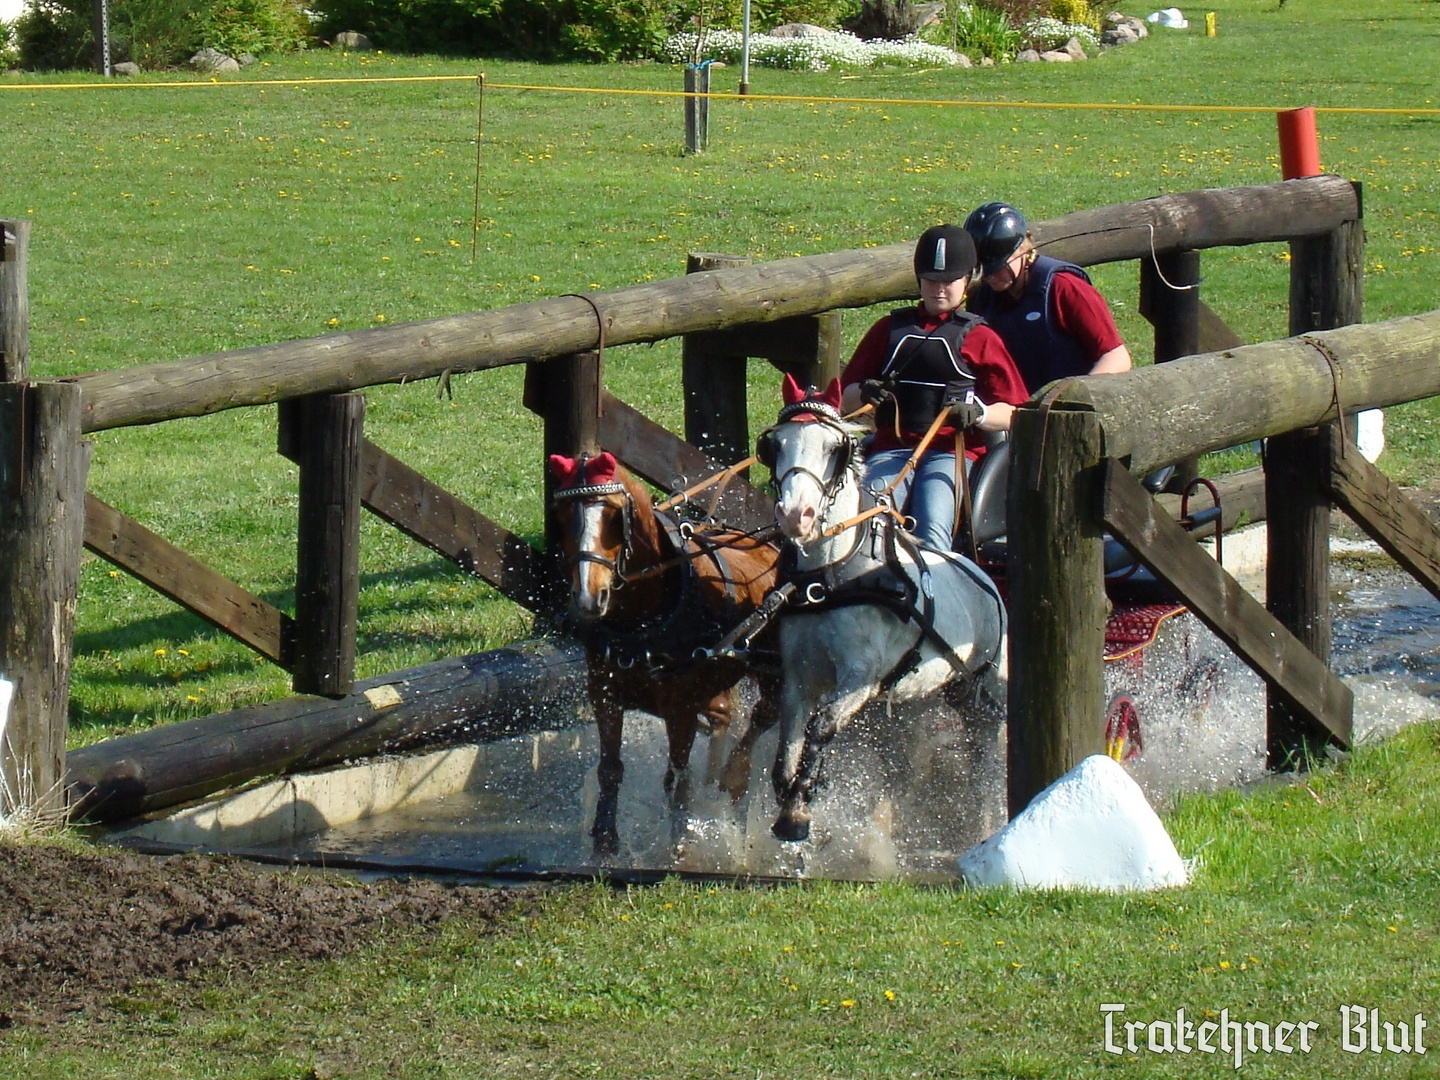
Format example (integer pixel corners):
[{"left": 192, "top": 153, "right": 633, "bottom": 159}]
[{"left": 1277, "top": 107, "right": 1321, "bottom": 179}]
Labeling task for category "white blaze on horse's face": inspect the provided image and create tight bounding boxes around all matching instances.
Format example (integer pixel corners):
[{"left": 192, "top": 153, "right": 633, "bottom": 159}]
[
  {"left": 773, "top": 420, "right": 845, "bottom": 544},
  {"left": 572, "top": 500, "right": 611, "bottom": 616}
]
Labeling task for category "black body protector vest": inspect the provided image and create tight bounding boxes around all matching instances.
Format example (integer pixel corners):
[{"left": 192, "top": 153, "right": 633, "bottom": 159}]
[{"left": 877, "top": 308, "right": 982, "bottom": 435}]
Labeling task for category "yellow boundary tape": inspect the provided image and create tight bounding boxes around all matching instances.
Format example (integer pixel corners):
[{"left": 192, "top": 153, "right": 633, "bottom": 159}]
[{"left": 0, "top": 73, "right": 1437, "bottom": 116}]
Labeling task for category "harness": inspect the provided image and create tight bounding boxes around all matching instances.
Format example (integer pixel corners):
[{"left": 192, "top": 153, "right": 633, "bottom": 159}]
[{"left": 552, "top": 464, "right": 770, "bottom": 672}]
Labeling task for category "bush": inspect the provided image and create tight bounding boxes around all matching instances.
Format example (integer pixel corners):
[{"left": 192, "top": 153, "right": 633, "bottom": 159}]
[
  {"left": 12, "top": 0, "right": 308, "bottom": 71},
  {"left": 15, "top": 0, "right": 94, "bottom": 71},
  {"left": 0, "top": 19, "right": 18, "bottom": 71},
  {"left": 312, "top": 0, "right": 862, "bottom": 61},
  {"left": 1022, "top": 13, "right": 1097, "bottom": 49},
  {"left": 923, "top": 2, "right": 1021, "bottom": 59},
  {"left": 1047, "top": 0, "right": 1098, "bottom": 31}
]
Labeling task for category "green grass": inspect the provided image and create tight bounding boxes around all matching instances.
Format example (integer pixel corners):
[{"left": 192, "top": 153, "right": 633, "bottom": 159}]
[
  {"left": 1, "top": 0, "right": 1438, "bottom": 739},
  {"left": 6, "top": 723, "right": 1440, "bottom": 1077}
]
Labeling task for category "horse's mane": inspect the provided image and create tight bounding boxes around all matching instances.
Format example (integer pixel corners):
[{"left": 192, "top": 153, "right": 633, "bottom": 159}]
[{"left": 616, "top": 462, "right": 664, "bottom": 555}]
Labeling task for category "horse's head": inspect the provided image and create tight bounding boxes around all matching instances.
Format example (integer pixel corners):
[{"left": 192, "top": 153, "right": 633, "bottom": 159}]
[
  {"left": 548, "top": 451, "right": 633, "bottom": 620},
  {"left": 759, "top": 375, "right": 857, "bottom": 544}
]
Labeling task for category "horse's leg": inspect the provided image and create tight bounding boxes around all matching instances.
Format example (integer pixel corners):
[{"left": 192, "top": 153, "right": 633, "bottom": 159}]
[
  {"left": 590, "top": 685, "right": 625, "bottom": 858},
  {"left": 717, "top": 675, "right": 780, "bottom": 803},
  {"left": 772, "top": 681, "right": 877, "bottom": 842}
]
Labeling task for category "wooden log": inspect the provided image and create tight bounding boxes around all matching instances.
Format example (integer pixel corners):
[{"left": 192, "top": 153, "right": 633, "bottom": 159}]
[
  {"left": 598, "top": 391, "right": 775, "bottom": 533},
  {"left": 1101, "top": 459, "right": 1352, "bottom": 749},
  {"left": 0, "top": 220, "right": 28, "bottom": 383},
  {"left": 84, "top": 494, "right": 294, "bottom": 667},
  {"left": 1328, "top": 426, "right": 1440, "bottom": 604},
  {"left": 0, "top": 383, "right": 88, "bottom": 816},
  {"left": 1006, "top": 407, "right": 1108, "bottom": 817},
  {"left": 1040, "top": 309, "right": 1440, "bottom": 476},
  {"left": 683, "top": 254, "right": 752, "bottom": 466},
  {"left": 66, "top": 638, "right": 588, "bottom": 822},
  {"left": 1266, "top": 205, "right": 1362, "bottom": 767},
  {"left": 286, "top": 394, "right": 364, "bottom": 697},
  {"left": 1139, "top": 249, "right": 1202, "bottom": 489},
  {"left": 67, "top": 177, "right": 1361, "bottom": 434},
  {"left": 357, "top": 439, "right": 553, "bottom": 611}
]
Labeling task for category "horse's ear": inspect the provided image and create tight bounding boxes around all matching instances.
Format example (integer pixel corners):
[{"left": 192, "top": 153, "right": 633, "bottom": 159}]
[
  {"left": 781, "top": 372, "right": 807, "bottom": 406},
  {"left": 548, "top": 454, "right": 578, "bottom": 482},
  {"left": 584, "top": 451, "right": 618, "bottom": 485},
  {"left": 818, "top": 378, "right": 842, "bottom": 410}
]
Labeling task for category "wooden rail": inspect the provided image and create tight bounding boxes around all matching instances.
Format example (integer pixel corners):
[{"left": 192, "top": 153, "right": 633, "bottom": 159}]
[{"left": 65, "top": 176, "right": 1359, "bottom": 434}]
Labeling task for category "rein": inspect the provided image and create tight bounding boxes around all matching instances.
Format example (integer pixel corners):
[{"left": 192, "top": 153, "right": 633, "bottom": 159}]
[{"left": 819, "top": 406, "right": 950, "bottom": 539}]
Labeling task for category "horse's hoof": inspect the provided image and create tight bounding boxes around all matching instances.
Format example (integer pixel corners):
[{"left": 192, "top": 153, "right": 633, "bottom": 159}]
[
  {"left": 590, "top": 823, "right": 620, "bottom": 858},
  {"left": 771, "top": 814, "right": 810, "bottom": 843}
]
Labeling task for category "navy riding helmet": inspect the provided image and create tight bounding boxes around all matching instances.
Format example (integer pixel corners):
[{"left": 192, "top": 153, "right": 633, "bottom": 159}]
[{"left": 963, "top": 202, "right": 1029, "bottom": 278}]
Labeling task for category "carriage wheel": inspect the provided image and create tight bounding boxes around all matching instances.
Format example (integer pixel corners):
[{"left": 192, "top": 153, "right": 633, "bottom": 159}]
[{"left": 1105, "top": 695, "right": 1143, "bottom": 764}]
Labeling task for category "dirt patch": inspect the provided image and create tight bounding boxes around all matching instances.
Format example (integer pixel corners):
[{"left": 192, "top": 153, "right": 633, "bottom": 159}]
[{"left": 0, "top": 840, "right": 525, "bottom": 1028}]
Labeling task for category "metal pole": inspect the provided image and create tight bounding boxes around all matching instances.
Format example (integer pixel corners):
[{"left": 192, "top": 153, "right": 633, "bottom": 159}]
[
  {"left": 93, "top": 0, "right": 111, "bottom": 76},
  {"left": 740, "top": 0, "right": 751, "bottom": 95}
]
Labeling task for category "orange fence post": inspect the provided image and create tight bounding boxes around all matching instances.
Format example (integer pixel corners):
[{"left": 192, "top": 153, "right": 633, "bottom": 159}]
[{"left": 1277, "top": 106, "right": 1321, "bottom": 179}]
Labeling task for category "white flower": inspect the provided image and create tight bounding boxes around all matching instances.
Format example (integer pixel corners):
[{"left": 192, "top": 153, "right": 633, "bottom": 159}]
[{"left": 664, "top": 29, "right": 969, "bottom": 72}]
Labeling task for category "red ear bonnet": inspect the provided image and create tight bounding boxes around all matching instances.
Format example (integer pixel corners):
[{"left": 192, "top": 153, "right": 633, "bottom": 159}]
[
  {"left": 780, "top": 374, "right": 843, "bottom": 420},
  {"left": 547, "top": 454, "right": 579, "bottom": 483},
  {"left": 584, "top": 452, "right": 618, "bottom": 485}
]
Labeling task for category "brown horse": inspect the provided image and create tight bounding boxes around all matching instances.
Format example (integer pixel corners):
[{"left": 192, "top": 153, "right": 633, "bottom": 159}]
[{"left": 548, "top": 452, "right": 782, "bottom": 855}]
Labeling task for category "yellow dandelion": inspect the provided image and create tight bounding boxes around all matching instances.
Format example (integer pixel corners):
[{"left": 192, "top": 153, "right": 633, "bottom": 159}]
[
  {"left": 328, "top": 318, "right": 339, "bottom": 327},
  {"left": 187, "top": 695, "right": 199, "bottom": 703},
  {"left": 177, "top": 649, "right": 190, "bottom": 657},
  {"left": 154, "top": 648, "right": 167, "bottom": 657},
  {"left": 376, "top": 314, "right": 386, "bottom": 322},
  {"left": 1219, "top": 960, "right": 1231, "bottom": 969},
  {"left": 841, "top": 1000, "right": 854, "bottom": 1008},
  {"left": 531, "top": 274, "right": 542, "bottom": 282},
  {"left": 108, "top": 570, "right": 119, "bottom": 579},
  {"left": 884, "top": 990, "right": 896, "bottom": 1002}
]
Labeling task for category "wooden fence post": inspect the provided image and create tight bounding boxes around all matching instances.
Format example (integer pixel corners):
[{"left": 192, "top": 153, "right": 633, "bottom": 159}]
[
  {"left": 1269, "top": 191, "right": 1363, "bottom": 766},
  {"left": 683, "top": 253, "right": 752, "bottom": 468},
  {"left": 1006, "top": 406, "right": 1108, "bottom": 816},
  {"left": 1139, "top": 249, "right": 1200, "bottom": 490},
  {"left": 1, "top": 220, "right": 28, "bottom": 383},
  {"left": 0, "top": 383, "right": 88, "bottom": 815},
  {"left": 284, "top": 393, "right": 365, "bottom": 697},
  {"left": 683, "top": 65, "right": 709, "bottom": 155},
  {"left": 531, "top": 351, "right": 601, "bottom": 555}
]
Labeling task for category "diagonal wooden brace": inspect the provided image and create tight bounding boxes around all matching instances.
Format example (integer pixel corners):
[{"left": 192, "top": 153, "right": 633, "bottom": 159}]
[
  {"left": 1327, "top": 425, "right": 1440, "bottom": 603},
  {"left": 1099, "top": 458, "right": 1352, "bottom": 748}
]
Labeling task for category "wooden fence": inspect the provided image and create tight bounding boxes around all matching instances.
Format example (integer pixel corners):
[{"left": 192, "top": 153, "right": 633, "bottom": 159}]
[{"left": 7, "top": 173, "right": 1429, "bottom": 823}]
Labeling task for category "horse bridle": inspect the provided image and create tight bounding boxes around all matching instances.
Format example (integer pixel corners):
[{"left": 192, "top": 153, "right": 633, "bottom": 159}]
[
  {"left": 759, "top": 402, "right": 859, "bottom": 525},
  {"left": 552, "top": 458, "right": 635, "bottom": 586}
]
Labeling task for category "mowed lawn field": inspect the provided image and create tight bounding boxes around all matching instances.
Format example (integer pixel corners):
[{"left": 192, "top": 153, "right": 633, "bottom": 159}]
[{"left": 2, "top": 0, "right": 1440, "bottom": 1075}]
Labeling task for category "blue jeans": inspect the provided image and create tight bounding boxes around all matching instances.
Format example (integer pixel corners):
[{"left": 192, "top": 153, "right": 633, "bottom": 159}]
[{"left": 863, "top": 448, "right": 972, "bottom": 552}]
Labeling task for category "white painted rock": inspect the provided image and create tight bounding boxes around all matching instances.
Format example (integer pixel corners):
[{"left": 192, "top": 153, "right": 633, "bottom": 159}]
[
  {"left": 957, "top": 754, "right": 1188, "bottom": 891},
  {"left": 1146, "top": 7, "right": 1188, "bottom": 28},
  {"left": 1356, "top": 408, "right": 1385, "bottom": 463}
]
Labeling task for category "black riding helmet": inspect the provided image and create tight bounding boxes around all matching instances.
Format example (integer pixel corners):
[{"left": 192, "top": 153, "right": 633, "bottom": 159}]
[
  {"left": 913, "top": 223, "right": 978, "bottom": 282},
  {"left": 963, "top": 202, "right": 1029, "bottom": 278}
]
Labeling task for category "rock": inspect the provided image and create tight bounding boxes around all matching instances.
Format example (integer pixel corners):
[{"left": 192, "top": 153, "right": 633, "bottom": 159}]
[
  {"left": 844, "top": 0, "right": 944, "bottom": 41},
  {"left": 980, "top": 54, "right": 995, "bottom": 66},
  {"left": 237, "top": 53, "right": 258, "bottom": 67},
  {"left": 955, "top": 52, "right": 972, "bottom": 68},
  {"left": 1106, "top": 11, "right": 1148, "bottom": 36},
  {"left": 957, "top": 755, "right": 1189, "bottom": 891},
  {"left": 1014, "top": 48, "right": 1041, "bottom": 62},
  {"left": 1146, "top": 6, "right": 1188, "bottom": 28},
  {"left": 1063, "top": 35, "right": 1087, "bottom": 59},
  {"left": 112, "top": 61, "right": 141, "bottom": 76},
  {"left": 190, "top": 47, "right": 239, "bottom": 72},
  {"left": 1101, "top": 25, "right": 1139, "bottom": 44},
  {"left": 1039, "top": 49, "right": 1072, "bottom": 61},
  {"left": 767, "top": 22, "right": 836, "bottom": 37},
  {"left": 333, "top": 30, "right": 375, "bottom": 50}
]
